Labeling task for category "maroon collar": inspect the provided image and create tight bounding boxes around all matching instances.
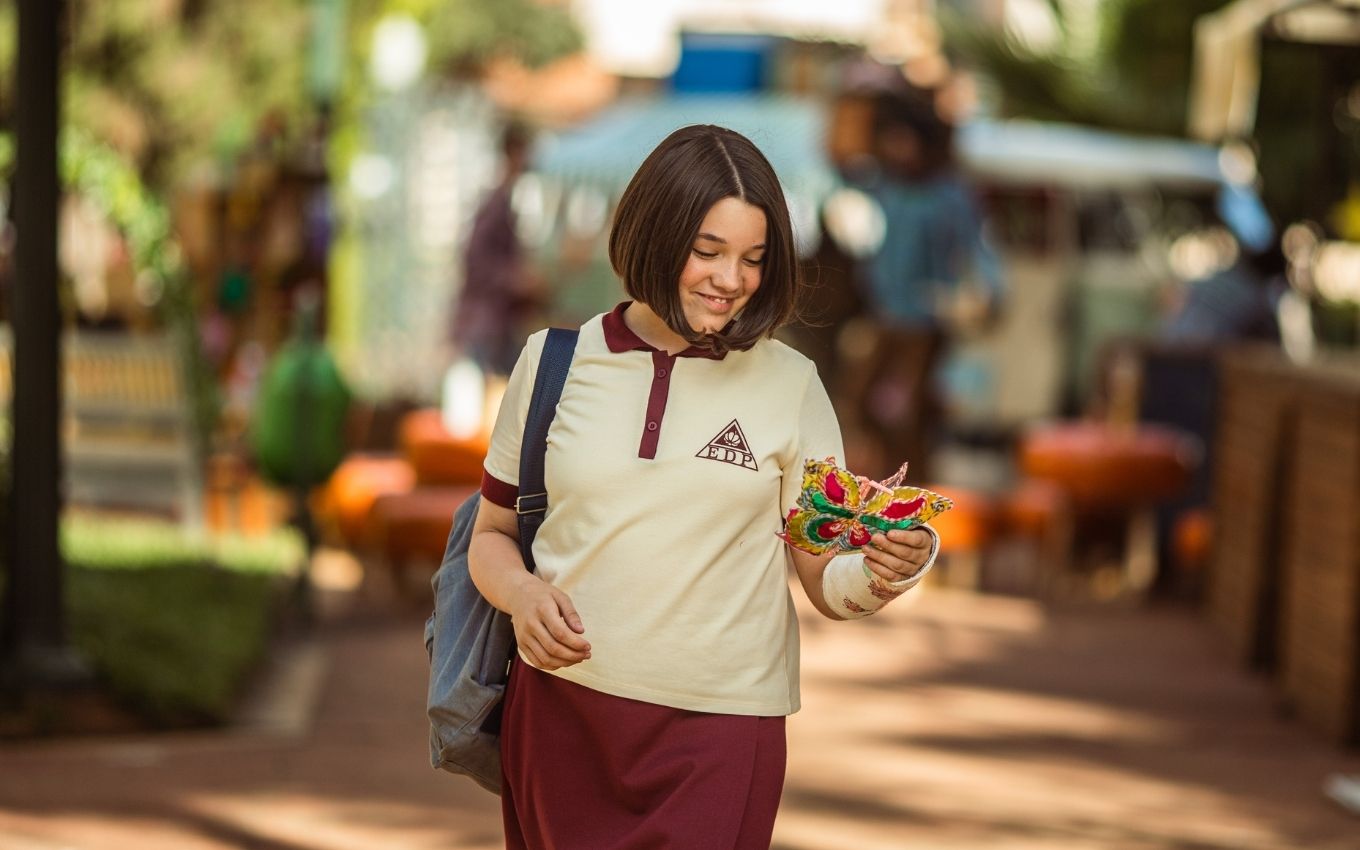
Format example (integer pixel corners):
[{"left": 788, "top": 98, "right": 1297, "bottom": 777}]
[{"left": 602, "top": 302, "right": 726, "bottom": 360}]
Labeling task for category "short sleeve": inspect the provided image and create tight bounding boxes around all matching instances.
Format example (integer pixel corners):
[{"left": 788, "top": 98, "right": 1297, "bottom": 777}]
[
  {"left": 480, "top": 333, "right": 542, "bottom": 508},
  {"left": 780, "top": 365, "right": 845, "bottom": 514}
]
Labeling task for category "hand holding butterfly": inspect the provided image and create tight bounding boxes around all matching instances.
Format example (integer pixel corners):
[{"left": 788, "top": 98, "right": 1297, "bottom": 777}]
[
  {"left": 782, "top": 459, "right": 949, "bottom": 620},
  {"left": 863, "top": 528, "right": 934, "bottom": 582}
]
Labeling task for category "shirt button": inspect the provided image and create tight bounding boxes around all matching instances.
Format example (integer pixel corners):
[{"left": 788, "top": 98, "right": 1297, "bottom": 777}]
[
  {"left": 657, "top": 368, "right": 667, "bottom": 378},
  {"left": 646, "top": 421, "right": 658, "bottom": 432}
]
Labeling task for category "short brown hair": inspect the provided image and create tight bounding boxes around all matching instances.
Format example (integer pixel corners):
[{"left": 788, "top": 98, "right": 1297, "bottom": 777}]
[{"left": 608, "top": 125, "right": 800, "bottom": 355}]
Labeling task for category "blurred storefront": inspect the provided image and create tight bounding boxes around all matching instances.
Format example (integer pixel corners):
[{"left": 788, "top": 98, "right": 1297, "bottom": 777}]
[
  {"left": 948, "top": 119, "right": 1272, "bottom": 426},
  {"left": 526, "top": 29, "right": 1273, "bottom": 435}
]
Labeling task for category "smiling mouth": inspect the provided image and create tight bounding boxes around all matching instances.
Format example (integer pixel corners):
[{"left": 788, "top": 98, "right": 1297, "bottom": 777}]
[{"left": 698, "top": 294, "right": 734, "bottom": 310}]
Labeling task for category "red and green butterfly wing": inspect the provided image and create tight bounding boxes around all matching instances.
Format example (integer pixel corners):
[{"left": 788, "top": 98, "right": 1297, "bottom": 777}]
[
  {"left": 780, "top": 458, "right": 871, "bottom": 554},
  {"left": 799, "top": 458, "right": 861, "bottom": 516},
  {"left": 778, "top": 507, "right": 852, "bottom": 555},
  {"left": 859, "top": 486, "right": 954, "bottom": 533}
]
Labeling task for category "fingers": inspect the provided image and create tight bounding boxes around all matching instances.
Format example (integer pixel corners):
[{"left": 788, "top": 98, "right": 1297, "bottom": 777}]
[
  {"left": 553, "top": 590, "right": 588, "bottom": 638},
  {"left": 865, "top": 528, "right": 932, "bottom": 581},
  {"left": 521, "top": 634, "right": 582, "bottom": 671},
  {"left": 545, "top": 590, "right": 590, "bottom": 651},
  {"left": 515, "top": 590, "right": 591, "bottom": 670},
  {"left": 521, "top": 625, "right": 591, "bottom": 669}
]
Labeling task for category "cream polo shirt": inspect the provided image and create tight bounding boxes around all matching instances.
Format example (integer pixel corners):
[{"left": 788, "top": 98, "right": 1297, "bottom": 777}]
[{"left": 481, "top": 303, "right": 844, "bottom": 716}]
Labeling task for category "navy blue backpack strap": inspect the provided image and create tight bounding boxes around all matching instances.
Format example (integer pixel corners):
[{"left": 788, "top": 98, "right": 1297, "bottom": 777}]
[{"left": 515, "top": 327, "right": 578, "bottom": 570}]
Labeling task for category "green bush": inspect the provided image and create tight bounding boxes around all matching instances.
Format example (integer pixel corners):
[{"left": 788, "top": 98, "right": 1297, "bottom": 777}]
[{"left": 61, "top": 516, "right": 304, "bottom": 725}]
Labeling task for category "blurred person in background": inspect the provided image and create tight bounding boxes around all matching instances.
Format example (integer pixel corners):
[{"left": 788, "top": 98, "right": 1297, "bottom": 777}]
[
  {"left": 451, "top": 122, "right": 543, "bottom": 377},
  {"left": 468, "top": 125, "right": 939, "bottom": 849},
  {"left": 1160, "top": 240, "right": 1284, "bottom": 344},
  {"left": 843, "top": 88, "right": 1002, "bottom": 481},
  {"left": 784, "top": 203, "right": 865, "bottom": 391}
]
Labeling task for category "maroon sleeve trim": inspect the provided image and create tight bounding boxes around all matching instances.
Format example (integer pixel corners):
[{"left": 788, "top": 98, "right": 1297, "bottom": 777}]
[{"left": 481, "top": 470, "right": 519, "bottom": 509}]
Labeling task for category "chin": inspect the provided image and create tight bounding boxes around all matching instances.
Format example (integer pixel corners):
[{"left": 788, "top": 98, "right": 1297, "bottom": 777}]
[{"left": 683, "top": 315, "right": 716, "bottom": 334}]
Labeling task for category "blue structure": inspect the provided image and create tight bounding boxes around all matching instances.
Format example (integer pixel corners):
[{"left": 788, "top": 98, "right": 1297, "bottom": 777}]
[{"left": 671, "top": 32, "right": 777, "bottom": 94}]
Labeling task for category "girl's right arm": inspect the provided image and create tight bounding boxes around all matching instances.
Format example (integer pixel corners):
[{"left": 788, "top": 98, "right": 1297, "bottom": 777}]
[{"left": 468, "top": 497, "right": 591, "bottom": 670}]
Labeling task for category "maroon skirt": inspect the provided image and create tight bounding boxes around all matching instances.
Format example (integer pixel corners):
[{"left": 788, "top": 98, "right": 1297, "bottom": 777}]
[{"left": 500, "top": 659, "right": 787, "bottom": 849}]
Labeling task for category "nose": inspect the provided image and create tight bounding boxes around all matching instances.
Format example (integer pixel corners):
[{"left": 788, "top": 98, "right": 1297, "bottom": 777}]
[{"left": 711, "top": 258, "right": 743, "bottom": 294}]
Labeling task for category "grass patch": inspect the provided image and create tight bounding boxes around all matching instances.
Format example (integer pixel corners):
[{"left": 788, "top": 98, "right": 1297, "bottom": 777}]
[{"left": 61, "top": 516, "right": 305, "bottom": 725}]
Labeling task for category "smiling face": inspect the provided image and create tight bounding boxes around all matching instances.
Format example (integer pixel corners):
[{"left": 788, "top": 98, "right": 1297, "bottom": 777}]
[
  {"left": 679, "top": 197, "right": 768, "bottom": 335},
  {"left": 609, "top": 126, "right": 800, "bottom": 354}
]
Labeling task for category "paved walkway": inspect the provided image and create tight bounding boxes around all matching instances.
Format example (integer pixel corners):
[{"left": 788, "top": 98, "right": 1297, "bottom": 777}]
[{"left": 1, "top": 578, "right": 1357, "bottom": 849}]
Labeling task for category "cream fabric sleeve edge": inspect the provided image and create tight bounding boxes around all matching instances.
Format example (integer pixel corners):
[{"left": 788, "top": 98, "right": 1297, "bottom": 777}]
[
  {"left": 779, "top": 361, "right": 845, "bottom": 516},
  {"left": 480, "top": 330, "right": 547, "bottom": 489}
]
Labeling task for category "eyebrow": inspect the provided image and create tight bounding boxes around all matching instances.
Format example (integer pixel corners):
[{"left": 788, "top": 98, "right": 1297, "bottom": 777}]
[{"left": 696, "top": 232, "right": 766, "bottom": 250}]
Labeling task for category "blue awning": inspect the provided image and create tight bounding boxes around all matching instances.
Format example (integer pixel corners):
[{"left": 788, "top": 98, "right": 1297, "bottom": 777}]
[
  {"left": 957, "top": 119, "right": 1226, "bottom": 190},
  {"left": 533, "top": 94, "right": 837, "bottom": 202},
  {"left": 531, "top": 98, "right": 1272, "bottom": 251},
  {"left": 535, "top": 97, "right": 1247, "bottom": 197}
]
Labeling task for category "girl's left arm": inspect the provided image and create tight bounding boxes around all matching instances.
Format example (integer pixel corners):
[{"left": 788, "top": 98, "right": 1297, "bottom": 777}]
[{"left": 783, "top": 363, "right": 937, "bottom": 620}]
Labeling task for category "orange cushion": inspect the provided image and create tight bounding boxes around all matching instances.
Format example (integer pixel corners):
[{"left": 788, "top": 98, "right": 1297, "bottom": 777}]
[
  {"left": 922, "top": 485, "right": 997, "bottom": 553},
  {"left": 373, "top": 485, "right": 479, "bottom": 564},
  {"left": 399, "top": 409, "right": 491, "bottom": 486},
  {"left": 1018, "top": 421, "right": 1198, "bottom": 512},
  {"left": 313, "top": 454, "right": 415, "bottom": 548},
  {"left": 1001, "top": 478, "right": 1070, "bottom": 538}
]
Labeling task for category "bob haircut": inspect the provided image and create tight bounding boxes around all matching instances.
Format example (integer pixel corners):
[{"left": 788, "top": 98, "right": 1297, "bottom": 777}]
[{"left": 608, "top": 125, "right": 800, "bottom": 355}]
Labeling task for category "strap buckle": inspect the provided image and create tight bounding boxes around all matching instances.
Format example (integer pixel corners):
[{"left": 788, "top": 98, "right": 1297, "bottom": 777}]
[{"left": 515, "top": 492, "right": 548, "bottom": 515}]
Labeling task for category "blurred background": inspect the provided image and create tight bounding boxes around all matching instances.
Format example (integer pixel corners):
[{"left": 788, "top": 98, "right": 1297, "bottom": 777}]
[{"left": 2, "top": 1, "right": 1360, "bottom": 848}]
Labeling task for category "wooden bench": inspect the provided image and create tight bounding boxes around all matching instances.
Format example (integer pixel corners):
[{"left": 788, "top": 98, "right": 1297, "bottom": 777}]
[{"left": 0, "top": 326, "right": 202, "bottom": 521}]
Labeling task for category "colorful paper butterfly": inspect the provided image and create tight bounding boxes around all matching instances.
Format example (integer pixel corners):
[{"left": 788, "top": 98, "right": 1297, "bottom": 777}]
[{"left": 777, "top": 458, "right": 953, "bottom": 556}]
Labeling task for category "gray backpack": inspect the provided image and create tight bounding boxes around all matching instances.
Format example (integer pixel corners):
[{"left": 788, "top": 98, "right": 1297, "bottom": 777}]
[{"left": 424, "top": 328, "right": 578, "bottom": 794}]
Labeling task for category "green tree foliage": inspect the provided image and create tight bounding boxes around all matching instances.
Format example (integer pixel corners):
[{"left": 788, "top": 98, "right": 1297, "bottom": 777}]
[
  {"left": 424, "top": 0, "right": 584, "bottom": 76},
  {"left": 0, "top": 0, "right": 584, "bottom": 415},
  {"left": 59, "top": 0, "right": 314, "bottom": 190},
  {"left": 0, "top": 126, "right": 221, "bottom": 462},
  {"left": 944, "top": 0, "right": 1233, "bottom": 137},
  {"left": 59, "top": 128, "right": 220, "bottom": 456},
  {"left": 1094, "top": 0, "right": 1235, "bottom": 136},
  {"left": 336, "top": 0, "right": 583, "bottom": 90},
  {"left": 0, "top": 1, "right": 314, "bottom": 189},
  {"left": 0, "top": 0, "right": 583, "bottom": 192},
  {"left": 0, "top": 0, "right": 315, "bottom": 469}
]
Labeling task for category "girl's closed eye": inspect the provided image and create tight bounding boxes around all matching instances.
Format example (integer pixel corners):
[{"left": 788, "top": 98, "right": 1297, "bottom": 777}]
[{"left": 693, "top": 248, "right": 718, "bottom": 259}]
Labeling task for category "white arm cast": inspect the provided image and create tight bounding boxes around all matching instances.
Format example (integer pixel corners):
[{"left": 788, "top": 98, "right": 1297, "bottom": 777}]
[{"left": 821, "top": 525, "right": 940, "bottom": 619}]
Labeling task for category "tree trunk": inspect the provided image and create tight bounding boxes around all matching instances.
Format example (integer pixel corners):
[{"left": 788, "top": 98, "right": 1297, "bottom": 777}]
[{"left": 2, "top": 0, "right": 83, "bottom": 688}]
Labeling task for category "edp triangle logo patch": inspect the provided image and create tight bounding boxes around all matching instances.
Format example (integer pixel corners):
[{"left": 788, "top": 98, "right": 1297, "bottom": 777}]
[{"left": 696, "top": 419, "right": 758, "bottom": 471}]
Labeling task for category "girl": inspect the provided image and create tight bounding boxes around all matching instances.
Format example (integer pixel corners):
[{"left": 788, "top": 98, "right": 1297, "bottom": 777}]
[{"left": 469, "top": 124, "right": 939, "bottom": 849}]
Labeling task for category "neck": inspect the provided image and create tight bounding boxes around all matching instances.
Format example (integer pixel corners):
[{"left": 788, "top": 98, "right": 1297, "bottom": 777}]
[{"left": 624, "top": 301, "right": 690, "bottom": 355}]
